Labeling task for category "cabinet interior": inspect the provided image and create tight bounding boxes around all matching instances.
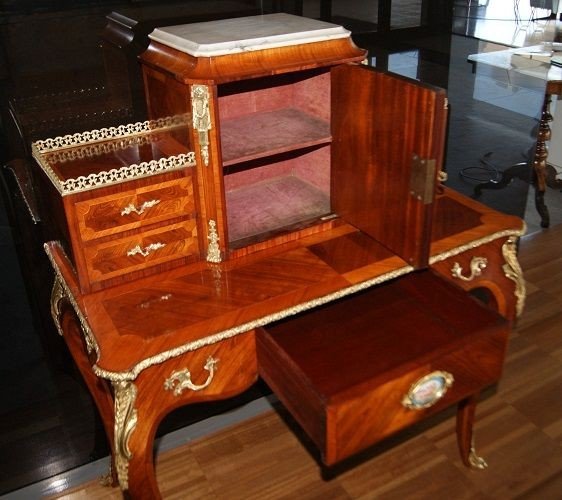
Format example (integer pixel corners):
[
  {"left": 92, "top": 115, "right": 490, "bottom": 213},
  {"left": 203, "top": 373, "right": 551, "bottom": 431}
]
[{"left": 218, "top": 68, "right": 333, "bottom": 247}]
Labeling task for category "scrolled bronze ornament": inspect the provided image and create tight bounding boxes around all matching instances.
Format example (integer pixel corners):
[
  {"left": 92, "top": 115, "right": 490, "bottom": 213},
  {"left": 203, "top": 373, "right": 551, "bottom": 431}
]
[
  {"left": 126, "top": 242, "right": 166, "bottom": 258},
  {"left": 45, "top": 247, "right": 100, "bottom": 357},
  {"left": 451, "top": 256, "right": 488, "bottom": 282},
  {"left": 191, "top": 84, "right": 212, "bottom": 166},
  {"left": 502, "top": 236, "right": 526, "bottom": 317},
  {"left": 121, "top": 198, "right": 161, "bottom": 216},
  {"left": 468, "top": 437, "right": 488, "bottom": 469},
  {"left": 113, "top": 381, "right": 138, "bottom": 490},
  {"left": 164, "top": 357, "right": 219, "bottom": 395},
  {"left": 50, "top": 277, "right": 66, "bottom": 336},
  {"left": 206, "top": 219, "right": 221, "bottom": 263}
]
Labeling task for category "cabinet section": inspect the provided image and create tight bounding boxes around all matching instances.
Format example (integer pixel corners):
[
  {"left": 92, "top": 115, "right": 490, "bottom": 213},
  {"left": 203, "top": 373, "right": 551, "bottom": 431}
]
[
  {"left": 224, "top": 146, "right": 332, "bottom": 246},
  {"left": 139, "top": 15, "right": 447, "bottom": 264},
  {"left": 143, "top": 66, "right": 194, "bottom": 134},
  {"left": 58, "top": 170, "right": 202, "bottom": 293},
  {"left": 430, "top": 238, "right": 519, "bottom": 320},
  {"left": 429, "top": 190, "right": 526, "bottom": 321},
  {"left": 215, "top": 65, "right": 447, "bottom": 259},
  {"left": 218, "top": 69, "right": 333, "bottom": 247},
  {"left": 66, "top": 172, "right": 201, "bottom": 292},
  {"left": 220, "top": 108, "right": 330, "bottom": 166},
  {"left": 32, "top": 118, "right": 200, "bottom": 293}
]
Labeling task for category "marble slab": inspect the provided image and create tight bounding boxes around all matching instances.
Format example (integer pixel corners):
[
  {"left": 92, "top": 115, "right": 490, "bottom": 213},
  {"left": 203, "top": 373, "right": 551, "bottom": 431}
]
[
  {"left": 468, "top": 45, "right": 562, "bottom": 82},
  {"left": 149, "top": 13, "right": 350, "bottom": 57}
]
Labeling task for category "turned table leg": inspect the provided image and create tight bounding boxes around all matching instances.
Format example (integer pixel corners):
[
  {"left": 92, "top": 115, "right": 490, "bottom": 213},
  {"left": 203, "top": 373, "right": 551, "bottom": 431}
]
[
  {"left": 533, "top": 93, "right": 553, "bottom": 228},
  {"left": 456, "top": 394, "right": 487, "bottom": 470}
]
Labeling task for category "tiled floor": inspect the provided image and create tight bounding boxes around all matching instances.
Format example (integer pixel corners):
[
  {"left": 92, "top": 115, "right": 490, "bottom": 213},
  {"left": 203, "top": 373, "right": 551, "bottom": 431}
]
[{"left": 1, "top": 0, "right": 562, "bottom": 497}]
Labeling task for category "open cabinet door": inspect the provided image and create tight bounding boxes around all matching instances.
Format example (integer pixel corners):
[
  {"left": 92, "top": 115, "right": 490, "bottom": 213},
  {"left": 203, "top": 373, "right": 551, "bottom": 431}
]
[{"left": 331, "top": 64, "right": 447, "bottom": 269}]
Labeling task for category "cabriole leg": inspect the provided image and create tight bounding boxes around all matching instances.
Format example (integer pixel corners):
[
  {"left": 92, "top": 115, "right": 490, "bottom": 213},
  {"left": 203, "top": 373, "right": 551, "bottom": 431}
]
[
  {"left": 57, "top": 301, "right": 118, "bottom": 486},
  {"left": 456, "top": 394, "right": 488, "bottom": 470}
]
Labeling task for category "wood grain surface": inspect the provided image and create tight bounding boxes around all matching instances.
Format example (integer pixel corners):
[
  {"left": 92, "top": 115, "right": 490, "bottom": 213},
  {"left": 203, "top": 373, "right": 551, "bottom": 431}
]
[{"left": 331, "top": 65, "right": 448, "bottom": 269}]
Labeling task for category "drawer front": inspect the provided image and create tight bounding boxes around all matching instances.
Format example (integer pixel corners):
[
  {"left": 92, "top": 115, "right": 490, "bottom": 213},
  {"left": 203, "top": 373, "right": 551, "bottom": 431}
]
[
  {"left": 328, "top": 330, "right": 508, "bottom": 464},
  {"left": 75, "top": 177, "right": 195, "bottom": 242},
  {"left": 136, "top": 330, "right": 259, "bottom": 411},
  {"left": 83, "top": 220, "right": 199, "bottom": 283}
]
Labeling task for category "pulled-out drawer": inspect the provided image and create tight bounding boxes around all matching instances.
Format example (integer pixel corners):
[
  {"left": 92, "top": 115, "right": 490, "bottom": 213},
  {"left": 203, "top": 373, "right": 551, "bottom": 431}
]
[{"left": 257, "top": 270, "right": 509, "bottom": 465}]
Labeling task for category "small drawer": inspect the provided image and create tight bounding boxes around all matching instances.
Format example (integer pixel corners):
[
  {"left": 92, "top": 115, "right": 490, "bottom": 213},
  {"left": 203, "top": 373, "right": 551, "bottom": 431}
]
[
  {"left": 83, "top": 220, "right": 199, "bottom": 284},
  {"left": 257, "top": 270, "right": 509, "bottom": 465},
  {"left": 154, "top": 330, "right": 258, "bottom": 403},
  {"left": 75, "top": 177, "right": 195, "bottom": 241}
]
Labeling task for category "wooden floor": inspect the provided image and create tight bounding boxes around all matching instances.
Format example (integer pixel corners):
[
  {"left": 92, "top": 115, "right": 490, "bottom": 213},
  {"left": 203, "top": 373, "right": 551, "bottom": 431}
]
[{"left": 51, "top": 224, "right": 562, "bottom": 500}]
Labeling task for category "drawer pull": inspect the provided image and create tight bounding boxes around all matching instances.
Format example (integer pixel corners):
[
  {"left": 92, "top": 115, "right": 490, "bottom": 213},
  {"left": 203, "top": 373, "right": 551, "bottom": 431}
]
[
  {"left": 451, "top": 257, "right": 487, "bottom": 282},
  {"left": 121, "top": 199, "right": 161, "bottom": 216},
  {"left": 127, "top": 242, "right": 166, "bottom": 258},
  {"left": 164, "top": 357, "right": 219, "bottom": 395},
  {"left": 402, "top": 371, "right": 454, "bottom": 410}
]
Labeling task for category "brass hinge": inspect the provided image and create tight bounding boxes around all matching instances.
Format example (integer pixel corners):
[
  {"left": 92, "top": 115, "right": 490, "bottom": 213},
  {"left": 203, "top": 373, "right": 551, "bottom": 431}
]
[{"left": 409, "top": 154, "right": 436, "bottom": 205}]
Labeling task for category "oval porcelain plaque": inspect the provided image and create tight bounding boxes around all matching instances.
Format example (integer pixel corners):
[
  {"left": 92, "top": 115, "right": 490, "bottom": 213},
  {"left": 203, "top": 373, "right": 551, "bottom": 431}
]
[{"left": 402, "top": 371, "right": 454, "bottom": 410}]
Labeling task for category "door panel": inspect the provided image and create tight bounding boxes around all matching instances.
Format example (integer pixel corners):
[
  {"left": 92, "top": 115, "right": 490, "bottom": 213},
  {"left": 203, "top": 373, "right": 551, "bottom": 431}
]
[{"left": 331, "top": 64, "right": 447, "bottom": 268}]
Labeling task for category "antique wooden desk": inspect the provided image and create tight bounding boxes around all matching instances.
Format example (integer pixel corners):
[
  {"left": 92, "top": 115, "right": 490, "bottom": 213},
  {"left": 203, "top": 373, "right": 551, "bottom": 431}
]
[{"left": 34, "top": 14, "right": 525, "bottom": 499}]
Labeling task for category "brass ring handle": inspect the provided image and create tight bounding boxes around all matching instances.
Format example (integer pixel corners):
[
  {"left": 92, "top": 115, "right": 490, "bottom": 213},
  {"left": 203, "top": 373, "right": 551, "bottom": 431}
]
[
  {"left": 164, "top": 357, "right": 219, "bottom": 396},
  {"left": 121, "top": 199, "right": 161, "bottom": 216},
  {"left": 127, "top": 242, "right": 166, "bottom": 258},
  {"left": 402, "top": 371, "right": 454, "bottom": 410},
  {"left": 451, "top": 257, "right": 488, "bottom": 282}
]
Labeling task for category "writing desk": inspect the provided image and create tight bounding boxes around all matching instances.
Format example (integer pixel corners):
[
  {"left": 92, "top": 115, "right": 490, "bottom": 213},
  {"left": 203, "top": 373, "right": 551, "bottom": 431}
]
[
  {"left": 38, "top": 14, "right": 525, "bottom": 499},
  {"left": 46, "top": 186, "right": 524, "bottom": 499}
]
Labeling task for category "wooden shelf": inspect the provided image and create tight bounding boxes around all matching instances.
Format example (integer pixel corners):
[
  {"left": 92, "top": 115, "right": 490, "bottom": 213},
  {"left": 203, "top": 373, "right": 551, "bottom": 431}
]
[
  {"left": 226, "top": 175, "right": 330, "bottom": 244},
  {"left": 220, "top": 108, "right": 331, "bottom": 166}
]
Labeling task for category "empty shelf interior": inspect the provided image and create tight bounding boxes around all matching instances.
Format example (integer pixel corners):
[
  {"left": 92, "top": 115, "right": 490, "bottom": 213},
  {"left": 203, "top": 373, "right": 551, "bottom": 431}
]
[
  {"left": 220, "top": 108, "right": 330, "bottom": 166},
  {"left": 227, "top": 175, "right": 331, "bottom": 244}
]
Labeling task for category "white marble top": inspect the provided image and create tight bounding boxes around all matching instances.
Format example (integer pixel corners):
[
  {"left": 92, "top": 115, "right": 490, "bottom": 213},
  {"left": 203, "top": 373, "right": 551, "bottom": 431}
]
[
  {"left": 149, "top": 13, "right": 350, "bottom": 57},
  {"left": 468, "top": 45, "right": 562, "bottom": 83}
]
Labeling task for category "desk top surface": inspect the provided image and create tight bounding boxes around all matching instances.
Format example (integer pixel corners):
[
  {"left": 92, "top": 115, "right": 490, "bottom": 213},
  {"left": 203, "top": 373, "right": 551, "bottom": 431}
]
[{"left": 46, "top": 188, "right": 524, "bottom": 381}]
